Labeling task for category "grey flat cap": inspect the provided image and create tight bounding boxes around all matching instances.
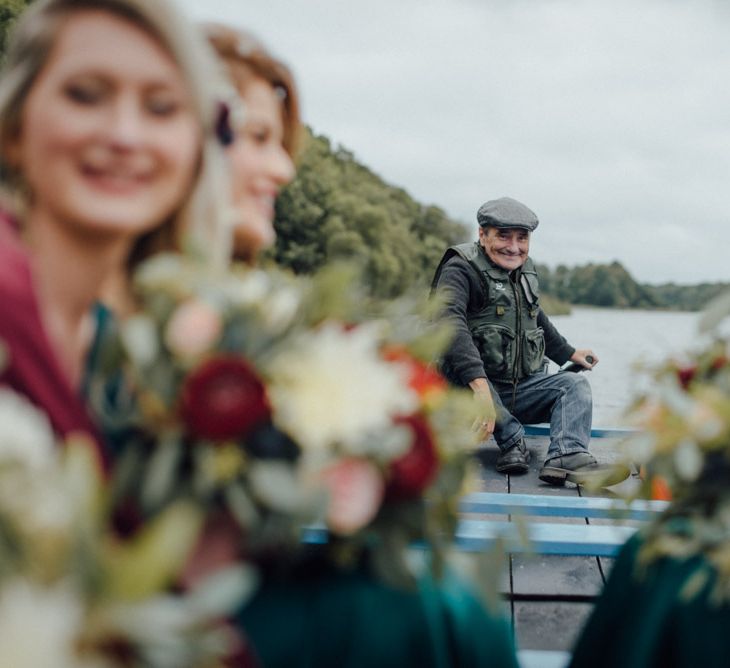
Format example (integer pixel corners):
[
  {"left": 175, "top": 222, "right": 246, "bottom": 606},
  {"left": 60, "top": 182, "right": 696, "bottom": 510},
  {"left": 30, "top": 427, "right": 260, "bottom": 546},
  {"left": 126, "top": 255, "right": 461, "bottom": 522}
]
[{"left": 477, "top": 197, "right": 539, "bottom": 231}]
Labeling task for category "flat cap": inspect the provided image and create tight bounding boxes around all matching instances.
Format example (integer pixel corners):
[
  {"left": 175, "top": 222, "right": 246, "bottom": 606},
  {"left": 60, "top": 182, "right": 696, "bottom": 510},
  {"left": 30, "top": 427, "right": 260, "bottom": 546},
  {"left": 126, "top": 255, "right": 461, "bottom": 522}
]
[{"left": 476, "top": 197, "right": 539, "bottom": 231}]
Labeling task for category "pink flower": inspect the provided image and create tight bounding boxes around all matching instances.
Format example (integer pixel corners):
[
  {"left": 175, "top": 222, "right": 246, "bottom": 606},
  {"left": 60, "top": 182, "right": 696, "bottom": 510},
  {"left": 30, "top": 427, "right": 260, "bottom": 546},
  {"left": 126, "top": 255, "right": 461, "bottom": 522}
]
[
  {"left": 320, "top": 458, "right": 384, "bottom": 535},
  {"left": 165, "top": 299, "right": 222, "bottom": 358}
]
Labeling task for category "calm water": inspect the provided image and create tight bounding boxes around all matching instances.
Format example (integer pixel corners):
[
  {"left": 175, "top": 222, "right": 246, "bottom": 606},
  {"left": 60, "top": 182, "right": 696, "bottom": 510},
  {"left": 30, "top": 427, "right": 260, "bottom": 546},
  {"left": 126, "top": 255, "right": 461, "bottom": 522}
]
[{"left": 547, "top": 307, "right": 698, "bottom": 426}]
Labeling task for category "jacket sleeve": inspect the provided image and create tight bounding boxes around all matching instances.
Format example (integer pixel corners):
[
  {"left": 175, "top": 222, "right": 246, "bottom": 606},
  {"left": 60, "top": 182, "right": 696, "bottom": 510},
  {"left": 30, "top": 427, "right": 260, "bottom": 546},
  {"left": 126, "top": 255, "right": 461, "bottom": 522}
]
[
  {"left": 539, "top": 309, "right": 575, "bottom": 366},
  {"left": 434, "top": 257, "right": 488, "bottom": 386}
]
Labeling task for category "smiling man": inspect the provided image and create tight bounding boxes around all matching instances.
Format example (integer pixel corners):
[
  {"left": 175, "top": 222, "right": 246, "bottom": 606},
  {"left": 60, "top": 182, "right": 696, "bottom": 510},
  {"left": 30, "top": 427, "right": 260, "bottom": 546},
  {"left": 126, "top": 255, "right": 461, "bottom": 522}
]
[{"left": 432, "top": 197, "right": 626, "bottom": 486}]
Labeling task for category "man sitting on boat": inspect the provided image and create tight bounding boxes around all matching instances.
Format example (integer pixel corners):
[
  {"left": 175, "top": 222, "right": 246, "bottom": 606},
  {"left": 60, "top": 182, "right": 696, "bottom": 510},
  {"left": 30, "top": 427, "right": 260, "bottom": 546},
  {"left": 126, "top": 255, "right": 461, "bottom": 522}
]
[{"left": 432, "top": 196, "right": 627, "bottom": 486}]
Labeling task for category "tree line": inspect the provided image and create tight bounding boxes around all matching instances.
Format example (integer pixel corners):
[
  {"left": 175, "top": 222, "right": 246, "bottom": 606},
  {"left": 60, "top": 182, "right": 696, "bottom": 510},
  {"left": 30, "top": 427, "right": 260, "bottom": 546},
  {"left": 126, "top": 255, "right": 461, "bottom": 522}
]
[
  {"left": 535, "top": 261, "right": 729, "bottom": 312},
  {"left": 272, "top": 129, "right": 726, "bottom": 311}
]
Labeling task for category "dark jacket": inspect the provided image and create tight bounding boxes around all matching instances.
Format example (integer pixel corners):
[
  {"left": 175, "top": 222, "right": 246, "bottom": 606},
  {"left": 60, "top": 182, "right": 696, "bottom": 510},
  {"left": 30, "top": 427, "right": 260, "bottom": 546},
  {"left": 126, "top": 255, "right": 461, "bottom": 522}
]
[{"left": 433, "top": 248, "right": 574, "bottom": 387}]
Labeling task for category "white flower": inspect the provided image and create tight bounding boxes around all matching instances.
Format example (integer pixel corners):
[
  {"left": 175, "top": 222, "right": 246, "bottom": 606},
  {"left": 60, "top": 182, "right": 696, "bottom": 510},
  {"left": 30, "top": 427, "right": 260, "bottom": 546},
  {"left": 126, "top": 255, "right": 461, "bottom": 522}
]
[
  {"left": 121, "top": 315, "right": 159, "bottom": 367},
  {"left": 267, "top": 323, "right": 418, "bottom": 456},
  {"left": 0, "top": 578, "right": 86, "bottom": 668},
  {"left": 0, "top": 388, "right": 56, "bottom": 470},
  {"left": 688, "top": 401, "right": 724, "bottom": 441},
  {"left": 674, "top": 439, "right": 703, "bottom": 481},
  {"left": 225, "top": 269, "right": 270, "bottom": 306},
  {"left": 134, "top": 253, "right": 187, "bottom": 290},
  {"left": 625, "top": 431, "right": 657, "bottom": 464}
]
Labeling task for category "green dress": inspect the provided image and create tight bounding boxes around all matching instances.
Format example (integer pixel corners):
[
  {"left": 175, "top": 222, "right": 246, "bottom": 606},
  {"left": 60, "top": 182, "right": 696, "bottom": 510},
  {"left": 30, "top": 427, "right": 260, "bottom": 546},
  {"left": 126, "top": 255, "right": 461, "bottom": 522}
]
[
  {"left": 237, "top": 563, "right": 518, "bottom": 668},
  {"left": 570, "top": 532, "right": 730, "bottom": 668}
]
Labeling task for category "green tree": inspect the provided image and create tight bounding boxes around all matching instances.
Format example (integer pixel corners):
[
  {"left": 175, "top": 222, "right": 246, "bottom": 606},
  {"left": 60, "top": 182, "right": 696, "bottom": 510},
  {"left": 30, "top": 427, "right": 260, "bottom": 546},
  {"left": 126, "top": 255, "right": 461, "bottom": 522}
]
[
  {"left": 270, "top": 128, "right": 470, "bottom": 298},
  {"left": 1, "top": 0, "right": 32, "bottom": 60}
]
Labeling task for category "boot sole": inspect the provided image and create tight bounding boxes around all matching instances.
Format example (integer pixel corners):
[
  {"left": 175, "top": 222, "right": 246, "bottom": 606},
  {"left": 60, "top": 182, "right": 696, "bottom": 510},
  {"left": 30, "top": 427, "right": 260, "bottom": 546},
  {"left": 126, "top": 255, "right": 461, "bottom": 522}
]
[
  {"left": 496, "top": 449, "right": 531, "bottom": 475},
  {"left": 496, "top": 461, "right": 530, "bottom": 474},
  {"left": 539, "top": 464, "right": 631, "bottom": 488}
]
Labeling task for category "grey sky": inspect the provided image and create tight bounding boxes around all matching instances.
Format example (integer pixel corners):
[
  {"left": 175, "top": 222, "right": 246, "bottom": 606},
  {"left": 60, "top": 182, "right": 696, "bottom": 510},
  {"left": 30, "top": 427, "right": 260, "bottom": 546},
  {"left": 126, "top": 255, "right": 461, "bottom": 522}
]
[{"left": 176, "top": 0, "right": 730, "bottom": 284}]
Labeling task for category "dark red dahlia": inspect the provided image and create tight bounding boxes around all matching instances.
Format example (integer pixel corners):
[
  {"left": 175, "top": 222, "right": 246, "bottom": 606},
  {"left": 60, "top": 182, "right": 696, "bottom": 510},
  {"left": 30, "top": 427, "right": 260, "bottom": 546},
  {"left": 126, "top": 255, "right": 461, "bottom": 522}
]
[
  {"left": 676, "top": 365, "right": 697, "bottom": 390},
  {"left": 180, "top": 356, "right": 270, "bottom": 441},
  {"left": 386, "top": 413, "right": 439, "bottom": 500}
]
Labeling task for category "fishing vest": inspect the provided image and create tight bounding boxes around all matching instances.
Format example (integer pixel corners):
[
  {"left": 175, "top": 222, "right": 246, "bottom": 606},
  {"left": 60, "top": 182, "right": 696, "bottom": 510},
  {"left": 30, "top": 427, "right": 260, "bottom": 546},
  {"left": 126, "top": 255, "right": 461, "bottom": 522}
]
[{"left": 432, "top": 242, "right": 545, "bottom": 381}]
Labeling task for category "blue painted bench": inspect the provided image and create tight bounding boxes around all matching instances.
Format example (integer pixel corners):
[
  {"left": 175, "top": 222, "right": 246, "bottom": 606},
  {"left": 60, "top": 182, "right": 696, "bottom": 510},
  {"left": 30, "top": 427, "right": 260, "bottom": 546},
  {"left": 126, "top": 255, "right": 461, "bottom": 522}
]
[
  {"left": 518, "top": 649, "right": 570, "bottom": 668},
  {"left": 303, "top": 493, "right": 668, "bottom": 557},
  {"left": 457, "top": 492, "right": 668, "bottom": 557}
]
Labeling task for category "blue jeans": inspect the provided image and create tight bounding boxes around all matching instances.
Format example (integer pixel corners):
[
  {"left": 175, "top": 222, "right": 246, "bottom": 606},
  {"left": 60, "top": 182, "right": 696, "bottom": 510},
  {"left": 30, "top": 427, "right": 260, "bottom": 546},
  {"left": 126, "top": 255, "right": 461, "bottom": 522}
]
[{"left": 489, "top": 371, "right": 593, "bottom": 461}]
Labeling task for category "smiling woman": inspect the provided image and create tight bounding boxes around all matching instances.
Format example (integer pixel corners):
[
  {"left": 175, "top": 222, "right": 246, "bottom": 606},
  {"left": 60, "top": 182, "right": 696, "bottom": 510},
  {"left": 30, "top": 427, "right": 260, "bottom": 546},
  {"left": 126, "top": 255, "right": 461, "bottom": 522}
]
[
  {"left": 206, "top": 24, "right": 300, "bottom": 264},
  {"left": 0, "top": 0, "right": 229, "bottom": 461},
  {"left": 14, "top": 12, "right": 201, "bottom": 252}
]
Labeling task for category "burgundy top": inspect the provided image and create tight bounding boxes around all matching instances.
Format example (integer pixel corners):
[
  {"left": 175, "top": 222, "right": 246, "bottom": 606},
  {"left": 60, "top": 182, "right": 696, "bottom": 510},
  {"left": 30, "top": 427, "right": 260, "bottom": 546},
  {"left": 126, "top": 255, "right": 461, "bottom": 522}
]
[{"left": 0, "top": 211, "right": 108, "bottom": 472}]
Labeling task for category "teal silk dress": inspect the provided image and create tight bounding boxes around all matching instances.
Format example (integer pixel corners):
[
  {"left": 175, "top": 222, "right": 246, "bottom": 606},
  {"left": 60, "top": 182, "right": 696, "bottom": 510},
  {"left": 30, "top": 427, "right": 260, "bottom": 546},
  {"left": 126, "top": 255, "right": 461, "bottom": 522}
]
[
  {"left": 570, "top": 532, "right": 730, "bottom": 668},
  {"left": 237, "top": 564, "right": 518, "bottom": 668}
]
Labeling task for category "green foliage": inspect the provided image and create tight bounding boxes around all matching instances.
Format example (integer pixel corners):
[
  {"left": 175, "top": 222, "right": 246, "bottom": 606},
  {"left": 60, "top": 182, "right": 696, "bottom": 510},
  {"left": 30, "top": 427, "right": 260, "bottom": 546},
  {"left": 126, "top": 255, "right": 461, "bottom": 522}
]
[
  {"left": 648, "top": 281, "right": 730, "bottom": 312},
  {"left": 536, "top": 260, "right": 728, "bottom": 311},
  {"left": 537, "top": 260, "right": 660, "bottom": 309},
  {"left": 0, "top": 0, "right": 32, "bottom": 60},
  {"left": 270, "top": 129, "right": 469, "bottom": 298}
]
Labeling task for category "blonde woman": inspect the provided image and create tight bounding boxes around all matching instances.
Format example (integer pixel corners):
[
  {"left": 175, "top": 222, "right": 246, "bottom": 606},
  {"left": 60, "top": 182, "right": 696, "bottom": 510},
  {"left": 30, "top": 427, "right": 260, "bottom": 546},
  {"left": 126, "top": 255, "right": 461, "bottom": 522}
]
[{"left": 0, "top": 0, "right": 231, "bottom": 463}]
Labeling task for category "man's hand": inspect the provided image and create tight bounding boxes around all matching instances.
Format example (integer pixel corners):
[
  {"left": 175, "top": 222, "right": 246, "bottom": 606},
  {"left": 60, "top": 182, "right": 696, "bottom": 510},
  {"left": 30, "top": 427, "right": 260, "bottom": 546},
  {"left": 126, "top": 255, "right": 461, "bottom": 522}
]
[
  {"left": 570, "top": 349, "right": 598, "bottom": 370},
  {"left": 469, "top": 377, "right": 496, "bottom": 438}
]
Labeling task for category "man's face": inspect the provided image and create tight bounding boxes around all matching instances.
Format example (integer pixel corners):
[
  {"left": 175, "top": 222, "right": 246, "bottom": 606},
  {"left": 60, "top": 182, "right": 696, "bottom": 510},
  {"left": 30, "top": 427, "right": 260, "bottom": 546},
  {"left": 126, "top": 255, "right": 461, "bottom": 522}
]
[{"left": 479, "top": 226, "right": 530, "bottom": 271}]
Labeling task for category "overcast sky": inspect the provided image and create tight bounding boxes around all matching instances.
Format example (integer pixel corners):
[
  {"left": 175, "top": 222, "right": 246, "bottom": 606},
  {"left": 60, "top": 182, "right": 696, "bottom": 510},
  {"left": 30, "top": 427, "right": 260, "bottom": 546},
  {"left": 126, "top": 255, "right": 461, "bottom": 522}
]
[{"left": 176, "top": 0, "right": 730, "bottom": 285}]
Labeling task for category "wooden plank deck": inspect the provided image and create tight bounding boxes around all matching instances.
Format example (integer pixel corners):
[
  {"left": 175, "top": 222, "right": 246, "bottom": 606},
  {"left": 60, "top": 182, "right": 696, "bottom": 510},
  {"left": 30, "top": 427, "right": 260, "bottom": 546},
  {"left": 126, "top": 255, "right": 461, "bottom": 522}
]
[{"left": 474, "top": 430, "right": 642, "bottom": 657}]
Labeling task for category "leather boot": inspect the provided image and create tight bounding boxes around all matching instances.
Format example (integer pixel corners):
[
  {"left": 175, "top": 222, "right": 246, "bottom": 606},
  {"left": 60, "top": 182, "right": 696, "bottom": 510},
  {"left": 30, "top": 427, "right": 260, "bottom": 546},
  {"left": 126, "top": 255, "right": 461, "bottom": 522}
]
[
  {"left": 495, "top": 439, "right": 531, "bottom": 474},
  {"left": 539, "top": 451, "right": 630, "bottom": 487}
]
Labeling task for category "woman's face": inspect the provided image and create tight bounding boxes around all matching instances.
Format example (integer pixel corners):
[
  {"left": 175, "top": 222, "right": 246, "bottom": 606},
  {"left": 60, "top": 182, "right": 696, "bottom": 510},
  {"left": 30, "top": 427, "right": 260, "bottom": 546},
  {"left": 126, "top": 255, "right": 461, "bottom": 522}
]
[
  {"left": 11, "top": 10, "right": 201, "bottom": 243},
  {"left": 227, "top": 76, "right": 295, "bottom": 259}
]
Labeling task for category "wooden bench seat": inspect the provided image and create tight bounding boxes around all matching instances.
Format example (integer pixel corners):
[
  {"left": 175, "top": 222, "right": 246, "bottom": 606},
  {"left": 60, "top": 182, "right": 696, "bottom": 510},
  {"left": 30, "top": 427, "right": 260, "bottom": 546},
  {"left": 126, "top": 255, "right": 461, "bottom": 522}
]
[
  {"left": 303, "top": 493, "right": 667, "bottom": 557},
  {"left": 457, "top": 492, "right": 667, "bottom": 557}
]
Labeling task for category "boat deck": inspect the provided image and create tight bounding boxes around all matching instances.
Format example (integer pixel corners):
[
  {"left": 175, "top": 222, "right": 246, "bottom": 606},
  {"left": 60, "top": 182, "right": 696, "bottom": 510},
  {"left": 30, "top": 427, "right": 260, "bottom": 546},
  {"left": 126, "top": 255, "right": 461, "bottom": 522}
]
[{"left": 473, "top": 429, "right": 640, "bottom": 655}]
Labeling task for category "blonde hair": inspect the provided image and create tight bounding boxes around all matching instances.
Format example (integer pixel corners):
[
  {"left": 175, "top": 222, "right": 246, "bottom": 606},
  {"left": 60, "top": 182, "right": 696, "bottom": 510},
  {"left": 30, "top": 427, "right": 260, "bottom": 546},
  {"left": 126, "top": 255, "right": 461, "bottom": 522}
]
[{"left": 0, "top": 0, "right": 233, "bottom": 269}]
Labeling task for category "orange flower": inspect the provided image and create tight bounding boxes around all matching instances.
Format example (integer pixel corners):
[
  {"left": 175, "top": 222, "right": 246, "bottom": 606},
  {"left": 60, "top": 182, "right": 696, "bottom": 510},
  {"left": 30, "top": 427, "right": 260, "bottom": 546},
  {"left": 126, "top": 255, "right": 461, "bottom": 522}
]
[
  {"left": 381, "top": 345, "right": 447, "bottom": 400},
  {"left": 650, "top": 475, "right": 672, "bottom": 501}
]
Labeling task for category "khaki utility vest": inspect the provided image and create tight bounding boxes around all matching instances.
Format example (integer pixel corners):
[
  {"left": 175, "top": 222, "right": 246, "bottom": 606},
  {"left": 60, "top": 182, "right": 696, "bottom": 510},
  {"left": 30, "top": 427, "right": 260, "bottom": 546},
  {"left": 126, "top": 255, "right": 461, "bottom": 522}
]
[{"left": 432, "top": 242, "right": 545, "bottom": 381}]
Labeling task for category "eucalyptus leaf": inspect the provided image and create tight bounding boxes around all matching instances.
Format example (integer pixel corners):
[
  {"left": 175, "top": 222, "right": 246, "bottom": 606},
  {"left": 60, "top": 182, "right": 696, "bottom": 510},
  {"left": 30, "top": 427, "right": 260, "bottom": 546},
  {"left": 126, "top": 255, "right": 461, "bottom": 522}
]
[
  {"left": 699, "top": 289, "right": 730, "bottom": 334},
  {"left": 370, "top": 526, "right": 416, "bottom": 590},
  {"left": 103, "top": 501, "right": 204, "bottom": 600},
  {"left": 140, "top": 433, "right": 185, "bottom": 512},
  {"left": 249, "top": 461, "right": 319, "bottom": 516},
  {"left": 186, "top": 564, "right": 259, "bottom": 618},
  {"left": 224, "top": 481, "right": 260, "bottom": 528}
]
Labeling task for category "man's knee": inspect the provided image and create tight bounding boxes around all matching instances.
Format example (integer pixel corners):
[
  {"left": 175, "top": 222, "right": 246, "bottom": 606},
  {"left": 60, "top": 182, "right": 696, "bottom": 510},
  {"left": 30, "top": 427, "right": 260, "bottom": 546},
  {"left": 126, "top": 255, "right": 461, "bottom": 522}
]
[{"left": 556, "top": 371, "right": 592, "bottom": 402}]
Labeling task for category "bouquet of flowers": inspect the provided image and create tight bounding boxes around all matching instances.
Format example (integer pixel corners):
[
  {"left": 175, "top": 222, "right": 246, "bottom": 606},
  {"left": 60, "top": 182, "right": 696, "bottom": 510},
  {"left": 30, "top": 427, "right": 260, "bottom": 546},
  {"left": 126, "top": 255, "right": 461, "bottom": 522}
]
[
  {"left": 623, "top": 292, "right": 730, "bottom": 601},
  {"left": 90, "top": 256, "right": 482, "bottom": 587},
  {"left": 0, "top": 373, "right": 252, "bottom": 667},
  {"left": 626, "top": 296, "right": 730, "bottom": 498}
]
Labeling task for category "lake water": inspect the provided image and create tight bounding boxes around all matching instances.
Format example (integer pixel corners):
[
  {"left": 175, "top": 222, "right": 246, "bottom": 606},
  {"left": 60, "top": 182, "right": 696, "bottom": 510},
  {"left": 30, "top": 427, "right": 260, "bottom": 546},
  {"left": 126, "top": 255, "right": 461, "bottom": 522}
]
[{"left": 547, "top": 307, "right": 698, "bottom": 426}]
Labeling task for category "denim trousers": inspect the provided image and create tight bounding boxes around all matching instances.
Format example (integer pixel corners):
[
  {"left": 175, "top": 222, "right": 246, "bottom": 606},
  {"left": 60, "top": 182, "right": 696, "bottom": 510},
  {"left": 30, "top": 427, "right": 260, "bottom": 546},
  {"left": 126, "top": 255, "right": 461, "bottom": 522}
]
[{"left": 488, "top": 370, "right": 593, "bottom": 461}]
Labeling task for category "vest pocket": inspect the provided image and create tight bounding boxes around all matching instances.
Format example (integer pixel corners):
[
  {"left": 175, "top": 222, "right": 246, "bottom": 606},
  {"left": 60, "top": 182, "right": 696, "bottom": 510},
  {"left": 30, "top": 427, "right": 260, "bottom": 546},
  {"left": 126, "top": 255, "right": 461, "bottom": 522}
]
[
  {"left": 475, "top": 325, "right": 515, "bottom": 377},
  {"left": 521, "top": 327, "right": 545, "bottom": 376}
]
